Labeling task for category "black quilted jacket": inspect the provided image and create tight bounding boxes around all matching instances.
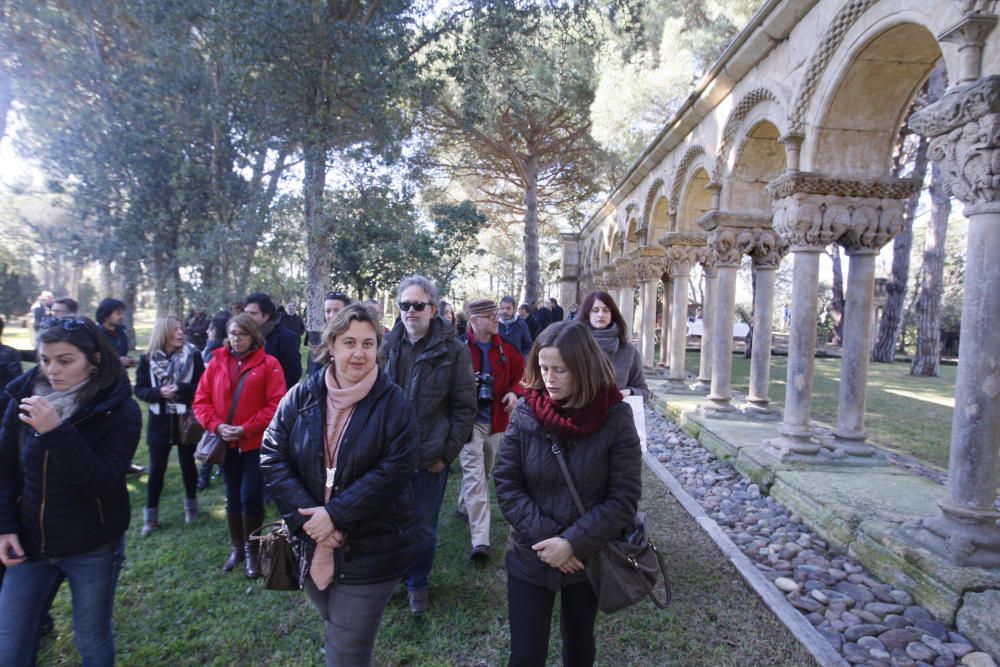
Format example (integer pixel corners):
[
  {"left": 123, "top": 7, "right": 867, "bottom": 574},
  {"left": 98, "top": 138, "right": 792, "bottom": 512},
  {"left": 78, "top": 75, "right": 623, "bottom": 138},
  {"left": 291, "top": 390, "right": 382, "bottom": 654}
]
[{"left": 260, "top": 368, "right": 419, "bottom": 585}]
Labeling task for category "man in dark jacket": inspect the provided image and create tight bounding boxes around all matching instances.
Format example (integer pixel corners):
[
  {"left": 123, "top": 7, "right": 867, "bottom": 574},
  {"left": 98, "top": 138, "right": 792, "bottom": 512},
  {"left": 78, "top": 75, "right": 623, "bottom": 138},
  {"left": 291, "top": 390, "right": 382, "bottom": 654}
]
[
  {"left": 498, "top": 296, "right": 532, "bottom": 359},
  {"left": 382, "top": 275, "right": 476, "bottom": 615},
  {"left": 519, "top": 304, "right": 540, "bottom": 339},
  {"left": 458, "top": 298, "right": 523, "bottom": 563},
  {"left": 96, "top": 298, "right": 137, "bottom": 368},
  {"left": 549, "top": 297, "right": 564, "bottom": 322},
  {"left": 244, "top": 292, "right": 302, "bottom": 391},
  {"left": 533, "top": 300, "right": 552, "bottom": 331}
]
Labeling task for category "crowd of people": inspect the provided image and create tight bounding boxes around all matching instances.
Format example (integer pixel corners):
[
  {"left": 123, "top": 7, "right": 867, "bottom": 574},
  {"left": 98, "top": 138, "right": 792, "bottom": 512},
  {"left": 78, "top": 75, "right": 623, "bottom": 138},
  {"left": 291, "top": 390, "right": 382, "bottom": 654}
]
[{"left": 0, "top": 280, "right": 646, "bottom": 667}]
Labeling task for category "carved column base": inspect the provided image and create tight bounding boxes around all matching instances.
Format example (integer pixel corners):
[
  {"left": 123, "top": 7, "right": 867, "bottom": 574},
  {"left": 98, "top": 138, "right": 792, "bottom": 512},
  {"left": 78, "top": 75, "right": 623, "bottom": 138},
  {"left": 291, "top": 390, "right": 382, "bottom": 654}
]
[
  {"left": 691, "top": 378, "right": 711, "bottom": 393},
  {"left": 762, "top": 434, "right": 821, "bottom": 458},
  {"left": 698, "top": 396, "right": 738, "bottom": 417},
  {"left": 742, "top": 402, "right": 782, "bottom": 422},
  {"left": 900, "top": 506, "right": 1000, "bottom": 569},
  {"left": 831, "top": 431, "right": 877, "bottom": 457}
]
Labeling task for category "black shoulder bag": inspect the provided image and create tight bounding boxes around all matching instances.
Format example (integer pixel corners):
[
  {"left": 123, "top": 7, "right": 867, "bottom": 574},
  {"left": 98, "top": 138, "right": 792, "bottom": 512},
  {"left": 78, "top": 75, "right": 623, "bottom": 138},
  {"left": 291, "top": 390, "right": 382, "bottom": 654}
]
[
  {"left": 550, "top": 438, "right": 671, "bottom": 613},
  {"left": 194, "top": 369, "right": 251, "bottom": 465}
]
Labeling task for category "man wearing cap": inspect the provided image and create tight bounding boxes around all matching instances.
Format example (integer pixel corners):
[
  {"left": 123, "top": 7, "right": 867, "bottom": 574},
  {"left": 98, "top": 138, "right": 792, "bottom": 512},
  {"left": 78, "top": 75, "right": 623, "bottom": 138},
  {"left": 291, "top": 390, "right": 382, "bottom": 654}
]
[{"left": 459, "top": 298, "right": 524, "bottom": 562}]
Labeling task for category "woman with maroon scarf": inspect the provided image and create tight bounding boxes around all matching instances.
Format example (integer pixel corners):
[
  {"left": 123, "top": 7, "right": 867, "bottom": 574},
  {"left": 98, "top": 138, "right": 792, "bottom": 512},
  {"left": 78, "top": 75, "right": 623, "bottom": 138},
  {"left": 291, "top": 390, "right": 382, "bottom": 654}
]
[{"left": 494, "top": 320, "right": 641, "bottom": 667}]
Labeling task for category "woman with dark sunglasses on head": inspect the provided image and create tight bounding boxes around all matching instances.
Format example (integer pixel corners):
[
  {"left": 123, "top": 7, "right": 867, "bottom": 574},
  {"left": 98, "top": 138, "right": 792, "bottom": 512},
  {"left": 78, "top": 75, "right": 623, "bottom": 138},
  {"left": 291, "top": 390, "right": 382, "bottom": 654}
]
[
  {"left": 494, "top": 320, "right": 641, "bottom": 667},
  {"left": 0, "top": 316, "right": 141, "bottom": 666}
]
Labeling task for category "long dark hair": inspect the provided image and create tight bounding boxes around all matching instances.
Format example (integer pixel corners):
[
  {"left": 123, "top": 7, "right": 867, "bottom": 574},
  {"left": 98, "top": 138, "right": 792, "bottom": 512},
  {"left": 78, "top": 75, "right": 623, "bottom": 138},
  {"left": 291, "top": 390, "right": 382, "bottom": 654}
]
[
  {"left": 579, "top": 291, "right": 628, "bottom": 346},
  {"left": 36, "top": 316, "right": 125, "bottom": 406},
  {"left": 522, "top": 320, "right": 616, "bottom": 409}
]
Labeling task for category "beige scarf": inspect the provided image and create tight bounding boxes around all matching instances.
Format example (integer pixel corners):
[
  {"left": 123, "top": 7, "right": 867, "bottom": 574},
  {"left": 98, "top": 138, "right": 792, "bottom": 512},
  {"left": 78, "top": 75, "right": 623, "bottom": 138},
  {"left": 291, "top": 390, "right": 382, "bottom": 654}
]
[{"left": 309, "top": 363, "right": 378, "bottom": 590}]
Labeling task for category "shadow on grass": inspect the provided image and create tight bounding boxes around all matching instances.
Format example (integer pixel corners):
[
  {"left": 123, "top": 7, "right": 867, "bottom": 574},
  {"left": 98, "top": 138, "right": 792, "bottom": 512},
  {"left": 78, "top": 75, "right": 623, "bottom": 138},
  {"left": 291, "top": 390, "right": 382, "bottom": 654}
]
[{"left": 38, "top": 439, "right": 817, "bottom": 666}]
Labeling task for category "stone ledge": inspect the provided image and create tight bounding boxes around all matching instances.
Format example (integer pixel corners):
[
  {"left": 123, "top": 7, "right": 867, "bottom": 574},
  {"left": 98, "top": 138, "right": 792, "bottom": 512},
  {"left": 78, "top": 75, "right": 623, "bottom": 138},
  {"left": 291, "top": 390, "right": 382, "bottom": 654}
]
[{"left": 649, "top": 384, "right": 1000, "bottom": 648}]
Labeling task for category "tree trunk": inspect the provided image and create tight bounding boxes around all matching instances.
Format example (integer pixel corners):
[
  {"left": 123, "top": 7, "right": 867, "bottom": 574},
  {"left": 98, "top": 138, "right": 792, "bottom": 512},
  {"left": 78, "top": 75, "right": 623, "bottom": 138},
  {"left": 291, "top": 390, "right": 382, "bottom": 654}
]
[
  {"left": 829, "top": 244, "right": 845, "bottom": 346},
  {"left": 303, "top": 139, "right": 330, "bottom": 347},
  {"left": 911, "top": 164, "right": 951, "bottom": 375},
  {"left": 522, "top": 154, "right": 541, "bottom": 306}
]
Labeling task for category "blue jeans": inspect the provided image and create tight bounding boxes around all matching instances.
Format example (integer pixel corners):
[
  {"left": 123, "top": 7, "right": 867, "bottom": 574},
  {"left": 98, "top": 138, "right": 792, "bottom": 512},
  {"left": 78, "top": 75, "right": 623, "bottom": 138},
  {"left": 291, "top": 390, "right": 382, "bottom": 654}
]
[
  {"left": 0, "top": 537, "right": 126, "bottom": 667},
  {"left": 222, "top": 446, "right": 264, "bottom": 516},
  {"left": 405, "top": 466, "right": 449, "bottom": 591}
]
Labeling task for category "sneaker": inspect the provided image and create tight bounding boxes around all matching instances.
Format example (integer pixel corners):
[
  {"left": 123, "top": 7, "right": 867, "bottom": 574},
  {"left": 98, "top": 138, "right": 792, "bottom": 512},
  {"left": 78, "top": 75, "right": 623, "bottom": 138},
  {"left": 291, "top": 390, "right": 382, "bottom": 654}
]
[
  {"left": 408, "top": 588, "right": 429, "bottom": 615},
  {"left": 469, "top": 545, "right": 491, "bottom": 562},
  {"left": 127, "top": 462, "right": 147, "bottom": 476}
]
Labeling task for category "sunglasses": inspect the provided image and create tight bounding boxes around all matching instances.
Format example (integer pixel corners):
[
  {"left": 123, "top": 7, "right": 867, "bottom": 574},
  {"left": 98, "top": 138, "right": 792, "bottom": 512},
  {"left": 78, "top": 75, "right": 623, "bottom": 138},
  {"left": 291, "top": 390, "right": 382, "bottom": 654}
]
[
  {"left": 41, "top": 316, "right": 88, "bottom": 331},
  {"left": 399, "top": 301, "right": 429, "bottom": 312},
  {"left": 326, "top": 291, "right": 348, "bottom": 301}
]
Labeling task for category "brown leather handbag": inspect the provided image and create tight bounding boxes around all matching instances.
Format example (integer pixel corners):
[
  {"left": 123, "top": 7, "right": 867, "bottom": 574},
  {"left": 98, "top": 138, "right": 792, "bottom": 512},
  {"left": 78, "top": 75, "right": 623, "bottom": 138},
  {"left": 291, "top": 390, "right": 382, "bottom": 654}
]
[{"left": 250, "top": 521, "right": 305, "bottom": 591}]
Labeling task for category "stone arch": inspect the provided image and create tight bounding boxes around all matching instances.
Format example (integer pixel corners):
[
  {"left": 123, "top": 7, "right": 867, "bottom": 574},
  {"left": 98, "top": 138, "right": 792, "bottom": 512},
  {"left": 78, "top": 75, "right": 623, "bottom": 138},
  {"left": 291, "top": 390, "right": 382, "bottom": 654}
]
[
  {"left": 713, "top": 87, "right": 782, "bottom": 183},
  {"left": 640, "top": 178, "right": 665, "bottom": 239},
  {"left": 677, "top": 163, "right": 714, "bottom": 232},
  {"left": 807, "top": 21, "right": 943, "bottom": 177},
  {"left": 649, "top": 195, "right": 671, "bottom": 246},
  {"left": 723, "top": 119, "right": 786, "bottom": 215},
  {"left": 669, "top": 144, "right": 708, "bottom": 224}
]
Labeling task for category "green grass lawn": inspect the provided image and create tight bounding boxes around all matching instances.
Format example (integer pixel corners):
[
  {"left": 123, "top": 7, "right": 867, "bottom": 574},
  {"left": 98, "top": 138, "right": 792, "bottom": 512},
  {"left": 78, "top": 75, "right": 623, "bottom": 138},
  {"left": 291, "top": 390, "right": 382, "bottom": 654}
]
[
  {"left": 36, "top": 438, "right": 817, "bottom": 666},
  {"left": 671, "top": 349, "right": 956, "bottom": 469}
]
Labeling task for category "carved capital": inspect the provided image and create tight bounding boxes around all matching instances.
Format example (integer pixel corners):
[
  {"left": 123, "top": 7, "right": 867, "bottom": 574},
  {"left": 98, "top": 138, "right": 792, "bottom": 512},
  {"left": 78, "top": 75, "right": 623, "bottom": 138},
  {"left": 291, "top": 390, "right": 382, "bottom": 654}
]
[
  {"left": 614, "top": 257, "right": 637, "bottom": 285},
  {"left": 911, "top": 77, "right": 1000, "bottom": 208},
  {"left": 838, "top": 199, "right": 907, "bottom": 254},
  {"left": 751, "top": 229, "right": 789, "bottom": 269},
  {"left": 660, "top": 232, "right": 707, "bottom": 277},
  {"left": 631, "top": 250, "right": 667, "bottom": 283},
  {"left": 767, "top": 171, "right": 921, "bottom": 201},
  {"left": 697, "top": 210, "right": 773, "bottom": 233},
  {"left": 601, "top": 267, "right": 618, "bottom": 290},
  {"left": 709, "top": 227, "right": 756, "bottom": 268}
]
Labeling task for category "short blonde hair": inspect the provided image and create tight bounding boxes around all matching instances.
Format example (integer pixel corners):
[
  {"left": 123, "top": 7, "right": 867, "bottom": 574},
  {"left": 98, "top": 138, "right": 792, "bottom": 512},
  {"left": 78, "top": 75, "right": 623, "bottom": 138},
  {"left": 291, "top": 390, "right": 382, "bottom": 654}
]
[
  {"left": 147, "top": 316, "right": 183, "bottom": 354},
  {"left": 522, "top": 320, "right": 616, "bottom": 409},
  {"left": 315, "top": 303, "right": 384, "bottom": 367}
]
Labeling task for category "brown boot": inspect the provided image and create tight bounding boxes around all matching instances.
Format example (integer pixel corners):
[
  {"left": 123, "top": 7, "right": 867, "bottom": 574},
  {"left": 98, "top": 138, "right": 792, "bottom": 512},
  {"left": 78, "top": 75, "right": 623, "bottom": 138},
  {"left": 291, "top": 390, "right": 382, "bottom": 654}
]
[
  {"left": 222, "top": 513, "right": 245, "bottom": 572},
  {"left": 243, "top": 514, "right": 264, "bottom": 579}
]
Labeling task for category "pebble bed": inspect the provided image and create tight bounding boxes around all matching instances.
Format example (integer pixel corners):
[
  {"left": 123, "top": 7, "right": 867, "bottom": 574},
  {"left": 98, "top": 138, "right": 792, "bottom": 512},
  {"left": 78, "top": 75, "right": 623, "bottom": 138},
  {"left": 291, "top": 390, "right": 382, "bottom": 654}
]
[{"left": 645, "top": 407, "right": 997, "bottom": 667}]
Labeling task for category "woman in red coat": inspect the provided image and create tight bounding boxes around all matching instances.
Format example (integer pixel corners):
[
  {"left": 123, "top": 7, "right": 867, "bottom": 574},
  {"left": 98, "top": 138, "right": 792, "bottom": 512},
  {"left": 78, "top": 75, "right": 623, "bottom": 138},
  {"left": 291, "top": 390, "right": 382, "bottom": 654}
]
[{"left": 193, "top": 313, "right": 286, "bottom": 578}]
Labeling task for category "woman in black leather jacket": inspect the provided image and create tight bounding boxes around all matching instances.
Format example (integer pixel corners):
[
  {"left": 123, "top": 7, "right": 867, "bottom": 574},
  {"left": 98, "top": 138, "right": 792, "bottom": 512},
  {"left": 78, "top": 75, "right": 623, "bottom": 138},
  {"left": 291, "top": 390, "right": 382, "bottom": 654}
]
[
  {"left": 261, "top": 303, "right": 418, "bottom": 667},
  {"left": 0, "top": 316, "right": 141, "bottom": 666},
  {"left": 494, "top": 320, "right": 641, "bottom": 667}
]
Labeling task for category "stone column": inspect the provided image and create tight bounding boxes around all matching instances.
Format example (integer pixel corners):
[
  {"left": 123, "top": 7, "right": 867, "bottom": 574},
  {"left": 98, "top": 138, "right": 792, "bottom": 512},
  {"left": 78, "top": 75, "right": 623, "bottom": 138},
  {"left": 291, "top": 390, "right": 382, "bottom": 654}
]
[
  {"left": 746, "top": 230, "right": 787, "bottom": 414},
  {"left": 694, "top": 264, "right": 717, "bottom": 392},
  {"left": 659, "top": 275, "right": 671, "bottom": 367},
  {"left": 832, "top": 200, "right": 909, "bottom": 454},
  {"left": 666, "top": 260, "right": 691, "bottom": 389},
  {"left": 659, "top": 233, "right": 706, "bottom": 390},
  {"left": 902, "top": 74, "right": 1000, "bottom": 567},
  {"left": 764, "top": 173, "right": 919, "bottom": 458},
  {"left": 634, "top": 254, "right": 665, "bottom": 368},
  {"left": 559, "top": 233, "right": 580, "bottom": 312},
  {"left": 695, "top": 215, "right": 760, "bottom": 414},
  {"left": 615, "top": 258, "right": 635, "bottom": 340}
]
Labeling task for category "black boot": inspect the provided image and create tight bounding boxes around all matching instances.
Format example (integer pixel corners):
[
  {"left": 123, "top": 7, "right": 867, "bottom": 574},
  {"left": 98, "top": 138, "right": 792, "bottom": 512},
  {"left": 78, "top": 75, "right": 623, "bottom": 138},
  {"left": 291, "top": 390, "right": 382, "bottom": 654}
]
[
  {"left": 222, "top": 513, "right": 245, "bottom": 572},
  {"left": 243, "top": 514, "right": 264, "bottom": 580},
  {"left": 197, "top": 462, "right": 213, "bottom": 491}
]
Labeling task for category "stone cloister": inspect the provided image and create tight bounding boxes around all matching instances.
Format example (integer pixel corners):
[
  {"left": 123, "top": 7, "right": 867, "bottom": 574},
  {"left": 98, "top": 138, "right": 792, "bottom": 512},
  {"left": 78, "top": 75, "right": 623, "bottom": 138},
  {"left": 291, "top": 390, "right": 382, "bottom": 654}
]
[{"left": 559, "top": 0, "right": 1000, "bottom": 640}]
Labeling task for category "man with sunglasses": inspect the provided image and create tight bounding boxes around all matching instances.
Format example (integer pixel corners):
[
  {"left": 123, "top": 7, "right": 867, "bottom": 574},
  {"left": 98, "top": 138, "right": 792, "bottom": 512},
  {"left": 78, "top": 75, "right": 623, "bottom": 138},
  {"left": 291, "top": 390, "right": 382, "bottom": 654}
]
[{"left": 382, "top": 275, "right": 476, "bottom": 616}]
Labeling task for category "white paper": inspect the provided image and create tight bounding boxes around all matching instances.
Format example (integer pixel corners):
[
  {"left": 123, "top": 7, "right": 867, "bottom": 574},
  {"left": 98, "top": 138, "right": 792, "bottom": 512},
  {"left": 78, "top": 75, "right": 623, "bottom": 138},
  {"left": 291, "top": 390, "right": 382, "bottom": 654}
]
[{"left": 624, "top": 395, "right": 647, "bottom": 452}]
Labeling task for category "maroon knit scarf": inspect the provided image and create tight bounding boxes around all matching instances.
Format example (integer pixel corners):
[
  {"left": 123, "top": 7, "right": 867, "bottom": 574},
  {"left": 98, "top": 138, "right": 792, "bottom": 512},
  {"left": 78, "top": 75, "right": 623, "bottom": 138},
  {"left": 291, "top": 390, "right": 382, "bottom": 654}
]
[{"left": 525, "top": 386, "right": 623, "bottom": 437}]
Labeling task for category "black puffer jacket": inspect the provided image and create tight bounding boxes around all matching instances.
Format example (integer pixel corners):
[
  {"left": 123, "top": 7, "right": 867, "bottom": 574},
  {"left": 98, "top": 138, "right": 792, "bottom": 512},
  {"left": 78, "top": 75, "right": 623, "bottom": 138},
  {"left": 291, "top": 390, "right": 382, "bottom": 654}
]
[
  {"left": 382, "top": 317, "right": 477, "bottom": 467},
  {"left": 260, "top": 368, "right": 419, "bottom": 585},
  {"left": 493, "top": 399, "right": 642, "bottom": 591},
  {"left": 0, "top": 368, "right": 141, "bottom": 558},
  {"left": 134, "top": 349, "right": 205, "bottom": 448}
]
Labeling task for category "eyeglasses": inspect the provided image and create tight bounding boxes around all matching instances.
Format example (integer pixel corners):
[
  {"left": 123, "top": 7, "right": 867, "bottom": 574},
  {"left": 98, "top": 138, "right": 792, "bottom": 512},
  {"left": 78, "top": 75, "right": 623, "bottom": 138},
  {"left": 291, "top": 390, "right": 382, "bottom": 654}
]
[
  {"left": 398, "top": 301, "right": 429, "bottom": 312},
  {"left": 325, "top": 291, "right": 348, "bottom": 302},
  {"left": 228, "top": 331, "right": 250, "bottom": 339},
  {"left": 41, "top": 316, "right": 87, "bottom": 331}
]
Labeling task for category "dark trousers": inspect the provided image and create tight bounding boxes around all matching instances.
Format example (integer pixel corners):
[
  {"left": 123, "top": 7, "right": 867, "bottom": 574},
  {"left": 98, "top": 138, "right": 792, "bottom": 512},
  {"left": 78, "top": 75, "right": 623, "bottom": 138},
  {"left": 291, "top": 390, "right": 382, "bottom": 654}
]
[
  {"left": 146, "top": 443, "right": 198, "bottom": 508},
  {"left": 507, "top": 575, "right": 599, "bottom": 667},
  {"left": 222, "top": 447, "right": 263, "bottom": 516}
]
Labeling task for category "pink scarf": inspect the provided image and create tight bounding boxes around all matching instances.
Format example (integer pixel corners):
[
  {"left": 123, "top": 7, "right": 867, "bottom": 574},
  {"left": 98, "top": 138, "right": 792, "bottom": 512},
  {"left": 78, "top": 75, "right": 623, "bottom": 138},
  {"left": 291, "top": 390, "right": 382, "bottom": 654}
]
[{"left": 309, "top": 363, "right": 378, "bottom": 590}]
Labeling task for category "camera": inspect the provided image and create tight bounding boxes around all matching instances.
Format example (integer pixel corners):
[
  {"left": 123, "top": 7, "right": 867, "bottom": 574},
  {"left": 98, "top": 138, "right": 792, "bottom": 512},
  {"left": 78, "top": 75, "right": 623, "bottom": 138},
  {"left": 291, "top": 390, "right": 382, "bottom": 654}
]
[{"left": 475, "top": 372, "right": 495, "bottom": 404}]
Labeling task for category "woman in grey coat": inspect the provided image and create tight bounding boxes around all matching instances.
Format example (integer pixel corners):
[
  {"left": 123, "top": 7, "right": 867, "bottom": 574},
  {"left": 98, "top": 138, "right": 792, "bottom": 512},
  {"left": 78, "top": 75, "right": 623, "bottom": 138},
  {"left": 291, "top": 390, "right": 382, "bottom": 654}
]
[{"left": 579, "top": 291, "right": 649, "bottom": 401}]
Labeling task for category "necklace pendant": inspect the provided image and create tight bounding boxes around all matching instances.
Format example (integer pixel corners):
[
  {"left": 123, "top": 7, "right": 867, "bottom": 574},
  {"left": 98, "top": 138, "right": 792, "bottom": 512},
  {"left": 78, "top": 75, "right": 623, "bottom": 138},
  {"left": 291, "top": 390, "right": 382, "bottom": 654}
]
[{"left": 325, "top": 467, "right": 337, "bottom": 489}]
